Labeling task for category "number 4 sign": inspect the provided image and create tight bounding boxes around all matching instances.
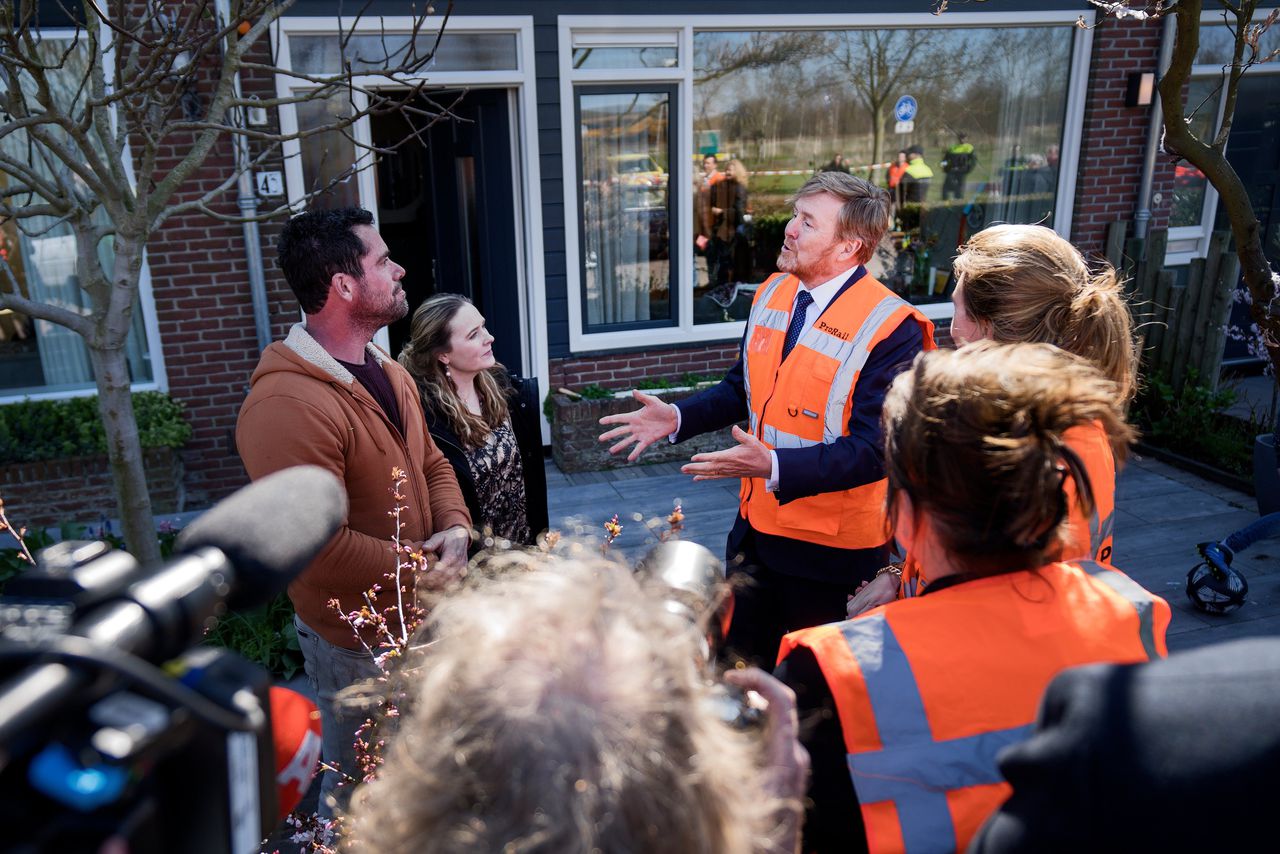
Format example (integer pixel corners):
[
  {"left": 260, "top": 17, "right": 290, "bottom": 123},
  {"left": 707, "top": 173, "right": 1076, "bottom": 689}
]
[{"left": 256, "top": 171, "right": 283, "bottom": 197}]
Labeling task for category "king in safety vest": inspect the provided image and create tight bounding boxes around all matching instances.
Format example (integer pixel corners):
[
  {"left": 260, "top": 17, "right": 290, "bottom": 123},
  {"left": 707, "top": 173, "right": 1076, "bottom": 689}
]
[
  {"left": 740, "top": 272, "right": 935, "bottom": 549},
  {"left": 779, "top": 559, "right": 1170, "bottom": 854}
]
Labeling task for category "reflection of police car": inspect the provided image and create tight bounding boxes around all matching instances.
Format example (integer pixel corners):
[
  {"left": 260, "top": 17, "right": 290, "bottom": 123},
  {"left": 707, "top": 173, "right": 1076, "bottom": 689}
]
[{"left": 608, "top": 154, "right": 669, "bottom": 189}]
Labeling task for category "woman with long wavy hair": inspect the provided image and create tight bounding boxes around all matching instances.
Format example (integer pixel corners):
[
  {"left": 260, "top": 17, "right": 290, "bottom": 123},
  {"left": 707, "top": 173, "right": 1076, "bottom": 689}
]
[{"left": 399, "top": 294, "right": 547, "bottom": 546}]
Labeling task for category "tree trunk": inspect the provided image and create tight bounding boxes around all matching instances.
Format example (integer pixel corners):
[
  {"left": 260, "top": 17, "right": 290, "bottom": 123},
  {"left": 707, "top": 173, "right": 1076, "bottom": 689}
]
[
  {"left": 870, "top": 104, "right": 886, "bottom": 185},
  {"left": 88, "top": 343, "right": 161, "bottom": 566}
]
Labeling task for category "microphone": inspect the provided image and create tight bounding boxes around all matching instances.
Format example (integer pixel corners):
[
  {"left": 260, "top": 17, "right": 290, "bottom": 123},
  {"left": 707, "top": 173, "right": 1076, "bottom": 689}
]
[{"left": 0, "top": 466, "right": 346, "bottom": 752}]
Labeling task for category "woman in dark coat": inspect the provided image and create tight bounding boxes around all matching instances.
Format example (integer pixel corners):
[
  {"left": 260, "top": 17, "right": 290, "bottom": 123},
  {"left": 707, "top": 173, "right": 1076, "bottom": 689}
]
[{"left": 398, "top": 294, "right": 548, "bottom": 547}]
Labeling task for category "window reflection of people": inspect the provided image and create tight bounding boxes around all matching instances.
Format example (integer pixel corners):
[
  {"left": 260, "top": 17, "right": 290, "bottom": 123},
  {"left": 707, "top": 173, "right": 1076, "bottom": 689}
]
[
  {"left": 1002, "top": 143, "right": 1029, "bottom": 197},
  {"left": 706, "top": 159, "right": 750, "bottom": 288},
  {"left": 820, "top": 153, "right": 850, "bottom": 174},
  {"left": 398, "top": 293, "right": 548, "bottom": 547},
  {"left": 940, "top": 133, "right": 976, "bottom": 201},
  {"left": 886, "top": 149, "right": 909, "bottom": 210},
  {"left": 695, "top": 154, "right": 724, "bottom": 259},
  {"left": 899, "top": 145, "right": 932, "bottom": 203},
  {"left": 776, "top": 342, "right": 1170, "bottom": 854}
]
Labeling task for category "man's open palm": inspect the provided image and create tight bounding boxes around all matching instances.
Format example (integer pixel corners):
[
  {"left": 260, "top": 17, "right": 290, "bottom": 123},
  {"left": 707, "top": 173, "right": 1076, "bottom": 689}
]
[{"left": 598, "top": 390, "right": 679, "bottom": 462}]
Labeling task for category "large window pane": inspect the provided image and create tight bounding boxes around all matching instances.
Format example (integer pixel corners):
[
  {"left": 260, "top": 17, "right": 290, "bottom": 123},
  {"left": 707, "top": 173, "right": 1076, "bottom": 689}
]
[
  {"left": 0, "top": 39, "right": 152, "bottom": 395},
  {"left": 692, "top": 26, "right": 1073, "bottom": 308},
  {"left": 578, "top": 90, "right": 674, "bottom": 330}
]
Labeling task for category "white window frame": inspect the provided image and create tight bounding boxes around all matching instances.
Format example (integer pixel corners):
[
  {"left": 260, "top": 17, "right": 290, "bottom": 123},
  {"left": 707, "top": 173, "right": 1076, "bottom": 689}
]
[
  {"left": 559, "top": 10, "right": 1095, "bottom": 349},
  {"left": 0, "top": 27, "right": 167, "bottom": 405},
  {"left": 1166, "top": 7, "right": 1280, "bottom": 265},
  {"left": 272, "top": 15, "right": 549, "bottom": 416}
]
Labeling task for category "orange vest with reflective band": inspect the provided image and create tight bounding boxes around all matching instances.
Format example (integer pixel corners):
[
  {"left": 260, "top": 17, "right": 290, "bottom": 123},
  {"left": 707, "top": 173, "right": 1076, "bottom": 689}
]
[
  {"left": 899, "top": 421, "right": 1118, "bottom": 598},
  {"left": 740, "top": 272, "right": 935, "bottom": 549},
  {"left": 780, "top": 559, "right": 1170, "bottom": 854}
]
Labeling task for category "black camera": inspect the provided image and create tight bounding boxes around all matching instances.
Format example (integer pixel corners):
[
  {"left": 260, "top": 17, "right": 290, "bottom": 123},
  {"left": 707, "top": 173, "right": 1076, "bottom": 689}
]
[{"left": 0, "top": 467, "right": 345, "bottom": 853}]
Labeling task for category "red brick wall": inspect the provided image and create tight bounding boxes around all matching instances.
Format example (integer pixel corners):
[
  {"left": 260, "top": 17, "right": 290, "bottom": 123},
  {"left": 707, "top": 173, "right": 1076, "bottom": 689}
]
[
  {"left": 2, "top": 449, "right": 184, "bottom": 530},
  {"left": 548, "top": 342, "right": 739, "bottom": 392},
  {"left": 1071, "top": 15, "right": 1178, "bottom": 257},
  {"left": 144, "top": 33, "right": 295, "bottom": 507}
]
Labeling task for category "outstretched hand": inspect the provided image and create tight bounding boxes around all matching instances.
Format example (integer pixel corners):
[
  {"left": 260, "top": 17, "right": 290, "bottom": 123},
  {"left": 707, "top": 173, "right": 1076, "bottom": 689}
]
[
  {"left": 598, "top": 390, "right": 679, "bottom": 462},
  {"left": 682, "top": 425, "right": 772, "bottom": 481}
]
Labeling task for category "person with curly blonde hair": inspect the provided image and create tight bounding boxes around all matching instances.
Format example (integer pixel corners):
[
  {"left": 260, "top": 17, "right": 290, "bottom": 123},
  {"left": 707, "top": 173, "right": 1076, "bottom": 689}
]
[{"left": 347, "top": 553, "right": 809, "bottom": 854}]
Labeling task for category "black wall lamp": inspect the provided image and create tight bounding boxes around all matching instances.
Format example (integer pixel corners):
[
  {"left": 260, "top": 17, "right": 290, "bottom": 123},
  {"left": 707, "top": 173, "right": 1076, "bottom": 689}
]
[{"left": 1126, "top": 71, "right": 1156, "bottom": 107}]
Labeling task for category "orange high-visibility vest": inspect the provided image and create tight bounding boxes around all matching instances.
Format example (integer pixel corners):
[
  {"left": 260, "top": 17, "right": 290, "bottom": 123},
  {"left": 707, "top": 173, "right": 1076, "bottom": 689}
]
[
  {"left": 1061, "top": 421, "right": 1117, "bottom": 564},
  {"left": 780, "top": 559, "right": 1170, "bottom": 854},
  {"left": 740, "top": 272, "right": 934, "bottom": 549},
  {"left": 900, "top": 421, "right": 1118, "bottom": 597}
]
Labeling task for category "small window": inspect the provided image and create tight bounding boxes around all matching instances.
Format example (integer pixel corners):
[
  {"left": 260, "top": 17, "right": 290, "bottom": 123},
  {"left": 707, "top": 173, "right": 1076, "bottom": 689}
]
[
  {"left": 294, "top": 92, "right": 362, "bottom": 209},
  {"left": 290, "top": 32, "right": 518, "bottom": 75}
]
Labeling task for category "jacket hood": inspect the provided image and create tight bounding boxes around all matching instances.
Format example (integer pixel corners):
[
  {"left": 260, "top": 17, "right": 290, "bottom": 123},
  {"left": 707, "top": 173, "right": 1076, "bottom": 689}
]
[{"left": 250, "top": 323, "right": 389, "bottom": 388}]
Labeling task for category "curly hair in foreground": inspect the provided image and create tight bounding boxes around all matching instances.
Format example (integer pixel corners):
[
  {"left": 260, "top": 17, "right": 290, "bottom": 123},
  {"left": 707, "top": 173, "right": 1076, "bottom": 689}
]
[{"left": 346, "top": 551, "right": 792, "bottom": 853}]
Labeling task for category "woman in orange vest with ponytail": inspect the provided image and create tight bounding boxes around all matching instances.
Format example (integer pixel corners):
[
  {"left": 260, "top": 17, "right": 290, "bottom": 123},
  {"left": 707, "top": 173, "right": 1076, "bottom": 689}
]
[
  {"left": 776, "top": 342, "right": 1169, "bottom": 854},
  {"left": 855, "top": 223, "right": 1137, "bottom": 612}
]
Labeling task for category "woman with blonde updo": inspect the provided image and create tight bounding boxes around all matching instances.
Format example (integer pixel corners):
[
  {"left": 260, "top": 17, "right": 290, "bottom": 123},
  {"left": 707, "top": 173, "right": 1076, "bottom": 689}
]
[
  {"left": 399, "top": 294, "right": 547, "bottom": 546},
  {"left": 776, "top": 342, "right": 1169, "bottom": 854},
  {"left": 852, "top": 224, "right": 1137, "bottom": 615}
]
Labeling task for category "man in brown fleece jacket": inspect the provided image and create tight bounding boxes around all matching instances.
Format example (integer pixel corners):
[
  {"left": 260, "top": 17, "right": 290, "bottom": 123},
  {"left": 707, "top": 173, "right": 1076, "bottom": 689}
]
[{"left": 236, "top": 207, "right": 470, "bottom": 815}]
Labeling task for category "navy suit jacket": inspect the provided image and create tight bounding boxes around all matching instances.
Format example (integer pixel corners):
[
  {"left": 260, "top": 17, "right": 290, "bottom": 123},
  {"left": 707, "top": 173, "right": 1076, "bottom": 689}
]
[{"left": 675, "top": 268, "right": 925, "bottom": 583}]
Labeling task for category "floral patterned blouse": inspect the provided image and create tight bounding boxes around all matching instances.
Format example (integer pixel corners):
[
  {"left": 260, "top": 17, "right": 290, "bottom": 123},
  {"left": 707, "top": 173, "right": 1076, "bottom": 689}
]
[{"left": 465, "top": 418, "right": 530, "bottom": 544}]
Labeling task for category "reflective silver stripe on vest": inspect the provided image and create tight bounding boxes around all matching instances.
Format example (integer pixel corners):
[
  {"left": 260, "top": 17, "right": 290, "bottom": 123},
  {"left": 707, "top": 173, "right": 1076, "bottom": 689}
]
[
  {"left": 818, "top": 295, "right": 909, "bottom": 444},
  {"left": 1089, "top": 509, "right": 1115, "bottom": 557},
  {"left": 743, "top": 274, "right": 792, "bottom": 435},
  {"left": 840, "top": 615, "right": 1032, "bottom": 854},
  {"left": 759, "top": 295, "right": 912, "bottom": 450},
  {"left": 1073, "top": 559, "right": 1160, "bottom": 659}
]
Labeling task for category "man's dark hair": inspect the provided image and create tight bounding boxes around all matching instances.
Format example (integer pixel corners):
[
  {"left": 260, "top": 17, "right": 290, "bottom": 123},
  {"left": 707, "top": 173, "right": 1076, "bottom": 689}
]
[
  {"left": 907, "top": 145, "right": 924, "bottom": 157},
  {"left": 276, "top": 207, "right": 375, "bottom": 314}
]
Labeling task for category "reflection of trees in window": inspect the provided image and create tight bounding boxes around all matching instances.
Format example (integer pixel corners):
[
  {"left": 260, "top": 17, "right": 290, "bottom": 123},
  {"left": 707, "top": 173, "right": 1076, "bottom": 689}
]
[{"left": 827, "top": 29, "right": 961, "bottom": 183}]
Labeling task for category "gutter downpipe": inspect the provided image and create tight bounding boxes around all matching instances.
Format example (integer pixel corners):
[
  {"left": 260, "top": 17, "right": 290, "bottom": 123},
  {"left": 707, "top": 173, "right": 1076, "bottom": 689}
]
[
  {"left": 217, "top": 0, "right": 272, "bottom": 354},
  {"left": 1135, "top": 13, "right": 1178, "bottom": 241}
]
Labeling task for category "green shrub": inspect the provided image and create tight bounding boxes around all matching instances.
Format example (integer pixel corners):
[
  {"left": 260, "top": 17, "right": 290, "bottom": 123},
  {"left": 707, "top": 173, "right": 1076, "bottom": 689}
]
[
  {"left": 578, "top": 384, "right": 614, "bottom": 400},
  {"left": 1131, "top": 370, "right": 1261, "bottom": 477},
  {"left": 203, "top": 592, "right": 305, "bottom": 679},
  {"left": 0, "top": 391, "right": 192, "bottom": 465}
]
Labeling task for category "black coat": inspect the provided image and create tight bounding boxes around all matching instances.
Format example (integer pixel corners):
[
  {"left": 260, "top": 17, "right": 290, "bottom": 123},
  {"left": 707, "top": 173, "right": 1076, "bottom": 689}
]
[{"left": 422, "top": 374, "right": 549, "bottom": 546}]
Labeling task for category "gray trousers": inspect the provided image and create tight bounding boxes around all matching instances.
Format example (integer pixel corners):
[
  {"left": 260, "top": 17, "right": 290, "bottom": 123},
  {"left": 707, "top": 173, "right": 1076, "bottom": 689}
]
[{"left": 293, "top": 615, "right": 383, "bottom": 818}]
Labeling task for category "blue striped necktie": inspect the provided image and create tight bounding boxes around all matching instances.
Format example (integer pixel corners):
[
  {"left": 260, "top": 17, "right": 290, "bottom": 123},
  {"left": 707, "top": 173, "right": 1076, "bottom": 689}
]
[{"left": 781, "top": 289, "right": 814, "bottom": 361}]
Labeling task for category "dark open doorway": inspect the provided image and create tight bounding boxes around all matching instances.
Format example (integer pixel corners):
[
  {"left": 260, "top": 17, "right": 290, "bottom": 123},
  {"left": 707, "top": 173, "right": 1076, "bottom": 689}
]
[{"left": 371, "top": 88, "right": 523, "bottom": 371}]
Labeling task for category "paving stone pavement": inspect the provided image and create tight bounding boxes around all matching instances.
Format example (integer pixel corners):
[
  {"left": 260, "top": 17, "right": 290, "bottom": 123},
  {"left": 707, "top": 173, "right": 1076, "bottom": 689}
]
[{"left": 546, "top": 454, "right": 1280, "bottom": 652}]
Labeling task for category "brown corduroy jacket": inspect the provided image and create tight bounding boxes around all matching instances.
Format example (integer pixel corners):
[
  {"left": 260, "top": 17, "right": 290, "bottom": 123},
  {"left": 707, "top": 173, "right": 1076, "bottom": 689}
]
[{"left": 236, "top": 324, "right": 470, "bottom": 648}]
